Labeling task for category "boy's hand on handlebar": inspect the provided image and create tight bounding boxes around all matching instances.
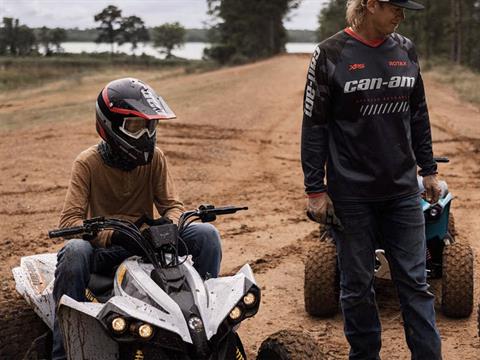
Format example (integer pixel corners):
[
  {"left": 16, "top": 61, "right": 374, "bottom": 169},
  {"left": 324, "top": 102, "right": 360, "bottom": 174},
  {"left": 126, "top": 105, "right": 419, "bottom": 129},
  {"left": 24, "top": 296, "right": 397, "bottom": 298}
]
[
  {"left": 423, "top": 175, "right": 442, "bottom": 204},
  {"left": 306, "top": 193, "right": 333, "bottom": 224}
]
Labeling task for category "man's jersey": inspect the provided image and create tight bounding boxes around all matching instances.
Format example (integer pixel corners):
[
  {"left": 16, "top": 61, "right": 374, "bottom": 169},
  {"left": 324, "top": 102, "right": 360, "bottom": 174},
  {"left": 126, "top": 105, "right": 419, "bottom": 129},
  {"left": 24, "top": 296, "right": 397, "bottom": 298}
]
[{"left": 301, "top": 29, "right": 437, "bottom": 201}]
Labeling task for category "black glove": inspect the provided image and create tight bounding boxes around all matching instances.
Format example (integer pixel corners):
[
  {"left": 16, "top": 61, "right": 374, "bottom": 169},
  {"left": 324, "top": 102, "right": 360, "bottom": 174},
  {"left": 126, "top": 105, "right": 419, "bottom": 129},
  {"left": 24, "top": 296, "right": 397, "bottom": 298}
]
[{"left": 110, "top": 230, "right": 144, "bottom": 256}]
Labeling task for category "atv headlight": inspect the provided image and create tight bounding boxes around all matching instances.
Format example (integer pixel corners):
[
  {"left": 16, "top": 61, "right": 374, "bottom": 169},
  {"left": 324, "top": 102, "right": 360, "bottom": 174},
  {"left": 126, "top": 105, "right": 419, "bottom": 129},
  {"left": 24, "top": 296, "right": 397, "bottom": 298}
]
[
  {"left": 243, "top": 292, "right": 256, "bottom": 307},
  {"left": 111, "top": 317, "right": 127, "bottom": 333},
  {"left": 229, "top": 306, "right": 242, "bottom": 321},
  {"left": 138, "top": 323, "right": 154, "bottom": 339},
  {"left": 188, "top": 316, "right": 204, "bottom": 332},
  {"left": 427, "top": 204, "right": 443, "bottom": 221}
]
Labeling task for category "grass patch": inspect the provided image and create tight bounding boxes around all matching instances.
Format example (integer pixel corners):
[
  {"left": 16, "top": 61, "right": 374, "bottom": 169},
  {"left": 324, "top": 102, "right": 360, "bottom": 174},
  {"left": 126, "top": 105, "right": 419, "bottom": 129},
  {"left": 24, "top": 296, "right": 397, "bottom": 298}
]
[
  {"left": 423, "top": 60, "right": 480, "bottom": 106},
  {"left": 0, "top": 53, "right": 218, "bottom": 92}
]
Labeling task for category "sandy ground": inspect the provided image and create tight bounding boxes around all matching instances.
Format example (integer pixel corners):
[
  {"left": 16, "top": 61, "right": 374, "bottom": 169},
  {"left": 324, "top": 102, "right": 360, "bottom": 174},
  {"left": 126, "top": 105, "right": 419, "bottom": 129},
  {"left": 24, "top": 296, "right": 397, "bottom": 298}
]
[{"left": 0, "top": 54, "right": 479, "bottom": 359}]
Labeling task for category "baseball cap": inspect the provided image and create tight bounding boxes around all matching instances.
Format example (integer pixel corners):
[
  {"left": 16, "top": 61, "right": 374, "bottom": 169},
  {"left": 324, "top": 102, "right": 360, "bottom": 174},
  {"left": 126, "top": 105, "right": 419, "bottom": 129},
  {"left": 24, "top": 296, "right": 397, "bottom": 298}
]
[{"left": 378, "top": 0, "right": 425, "bottom": 10}]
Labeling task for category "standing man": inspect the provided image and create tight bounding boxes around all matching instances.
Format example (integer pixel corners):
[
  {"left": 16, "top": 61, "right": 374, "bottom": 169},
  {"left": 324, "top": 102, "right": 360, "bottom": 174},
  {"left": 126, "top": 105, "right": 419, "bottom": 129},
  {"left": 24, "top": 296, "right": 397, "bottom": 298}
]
[{"left": 301, "top": 1, "right": 442, "bottom": 359}]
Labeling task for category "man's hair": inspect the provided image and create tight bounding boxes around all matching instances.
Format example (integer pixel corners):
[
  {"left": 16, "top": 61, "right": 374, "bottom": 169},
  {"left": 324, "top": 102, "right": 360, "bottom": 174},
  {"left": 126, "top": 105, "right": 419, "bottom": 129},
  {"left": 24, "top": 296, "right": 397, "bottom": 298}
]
[{"left": 346, "top": 0, "right": 368, "bottom": 28}]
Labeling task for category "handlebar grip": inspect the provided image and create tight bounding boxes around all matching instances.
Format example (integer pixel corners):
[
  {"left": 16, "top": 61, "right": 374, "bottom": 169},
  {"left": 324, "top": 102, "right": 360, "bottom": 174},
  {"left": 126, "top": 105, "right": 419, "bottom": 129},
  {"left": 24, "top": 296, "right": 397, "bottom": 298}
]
[
  {"left": 48, "top": 226, "right": 85, "bottom": 238},
  {"left": 434, "top": 157, "right": 449, "bottom": 163},
  {"left": 212, "top": 206, "right": 248, "bottom": 215}
]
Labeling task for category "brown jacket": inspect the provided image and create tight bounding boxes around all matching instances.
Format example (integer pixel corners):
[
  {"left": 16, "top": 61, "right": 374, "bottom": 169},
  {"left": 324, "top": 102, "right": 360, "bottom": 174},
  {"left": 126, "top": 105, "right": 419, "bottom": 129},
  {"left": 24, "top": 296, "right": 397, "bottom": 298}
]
[{"left": 59, "top": 145, "right": 184, "bottom": 247}]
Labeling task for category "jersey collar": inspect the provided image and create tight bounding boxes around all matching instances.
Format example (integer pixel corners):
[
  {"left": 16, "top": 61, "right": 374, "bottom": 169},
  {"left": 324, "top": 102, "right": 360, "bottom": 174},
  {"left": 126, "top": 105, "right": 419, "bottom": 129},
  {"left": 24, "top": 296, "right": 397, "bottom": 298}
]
[{"left": 344, "top": 27, "right": 387, "bottom": 48}]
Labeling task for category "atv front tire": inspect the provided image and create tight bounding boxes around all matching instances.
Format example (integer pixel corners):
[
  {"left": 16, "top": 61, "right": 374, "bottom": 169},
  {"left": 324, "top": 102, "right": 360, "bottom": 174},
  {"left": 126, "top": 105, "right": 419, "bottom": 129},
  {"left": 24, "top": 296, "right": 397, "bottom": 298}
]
[
  {"left": 256, "top": 329, "right": 323, "bottom": 360},
  {"left": 441, "top": 242, "right": 474, "bottom": 317},
  {"left": 0, "top": 293, "right": 50, "bottom": 359},
  {"left": 304, "top": 240, "right": 339, "bottom": 317}
]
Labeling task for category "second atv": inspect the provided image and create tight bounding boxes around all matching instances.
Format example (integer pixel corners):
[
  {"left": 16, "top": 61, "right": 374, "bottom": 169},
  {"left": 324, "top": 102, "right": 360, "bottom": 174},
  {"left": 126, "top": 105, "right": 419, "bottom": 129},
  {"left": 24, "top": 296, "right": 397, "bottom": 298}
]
[{"left": 304, "top": 158, "right": 474, "bottom": 319}]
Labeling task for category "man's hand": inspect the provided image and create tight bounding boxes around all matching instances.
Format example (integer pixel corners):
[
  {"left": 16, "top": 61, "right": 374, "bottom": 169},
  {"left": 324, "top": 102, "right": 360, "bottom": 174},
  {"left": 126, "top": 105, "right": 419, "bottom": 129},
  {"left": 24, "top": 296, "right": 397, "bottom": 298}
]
[
  {"left": 306, "top": 193, "right": 334, "bottom": 224},
  {"left": 423, "top": 174, "right": 442, "bottom": 204}
]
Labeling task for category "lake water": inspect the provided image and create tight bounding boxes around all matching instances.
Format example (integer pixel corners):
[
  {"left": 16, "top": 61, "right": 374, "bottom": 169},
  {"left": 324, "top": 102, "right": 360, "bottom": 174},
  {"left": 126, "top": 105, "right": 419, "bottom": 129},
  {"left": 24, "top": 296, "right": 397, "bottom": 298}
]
[{"left": 61, "top": 42, "right": 318, "bottom": 60}]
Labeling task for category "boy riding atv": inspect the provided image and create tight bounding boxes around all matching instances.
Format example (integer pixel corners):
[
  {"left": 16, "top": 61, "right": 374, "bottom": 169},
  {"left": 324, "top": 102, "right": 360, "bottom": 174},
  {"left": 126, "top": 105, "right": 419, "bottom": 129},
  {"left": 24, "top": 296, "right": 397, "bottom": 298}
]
[{"left": 52, "top": 78, "right": 222, "bottom": 359}]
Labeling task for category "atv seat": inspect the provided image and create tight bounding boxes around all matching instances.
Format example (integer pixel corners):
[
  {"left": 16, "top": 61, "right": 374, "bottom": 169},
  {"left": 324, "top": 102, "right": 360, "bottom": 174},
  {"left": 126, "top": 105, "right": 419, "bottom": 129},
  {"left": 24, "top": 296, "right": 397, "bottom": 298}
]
[{"left": 87, "top": 273, "right": 114, "bottom": 303}]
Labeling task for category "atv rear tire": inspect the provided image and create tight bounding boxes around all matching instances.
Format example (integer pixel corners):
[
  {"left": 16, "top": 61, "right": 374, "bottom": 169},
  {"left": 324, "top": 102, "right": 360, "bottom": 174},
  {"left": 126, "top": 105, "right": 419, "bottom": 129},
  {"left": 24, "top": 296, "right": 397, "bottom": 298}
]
[
  {"left": 304, "top": 240, "right": 339, "bottom": 317},
  {"left": 478, "top": 303, "right": 480, "bottom": 337},
  {"left": 256, "top": 329, "right": 323, "bottom": 360},
  {"left": 0, "top": 292, "right": 50, "bottom": 359},
  {"left": 448, "top": 212, "right": 457, "bottom": 238},
  {"left": 441, "top": 242, "right": 474, "bottom": 318}
]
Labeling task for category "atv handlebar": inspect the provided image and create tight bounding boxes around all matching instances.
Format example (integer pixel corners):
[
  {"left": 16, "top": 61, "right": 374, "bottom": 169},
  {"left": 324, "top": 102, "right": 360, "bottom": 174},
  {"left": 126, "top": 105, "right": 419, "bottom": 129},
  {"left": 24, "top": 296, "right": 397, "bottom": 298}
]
[
  {"left": 199, "top": 205, "right": 248, "bottom": 215},
  {"left": 48, "top": 205, "right": 249, "bottom": 239},
  {"left": 48, "top": 226, "right": 86, "bottom": 238},
  {"left": 48, "top": 216, "right": 107, "bottom": 239},
  {"left": 178, "top": 204, "right": 248, "bottom": 231},
  {"left": 433, "top": 157, "right": 449, "bottom": 163},
  {"left": 48, "top": 205, "right": 247, "bottom": 273}
]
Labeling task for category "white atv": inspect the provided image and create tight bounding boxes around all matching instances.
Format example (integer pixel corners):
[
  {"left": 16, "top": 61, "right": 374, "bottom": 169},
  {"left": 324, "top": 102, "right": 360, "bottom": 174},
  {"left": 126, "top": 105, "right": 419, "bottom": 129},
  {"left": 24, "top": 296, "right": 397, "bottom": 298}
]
[{"left": 6, "top": 205, "right": 323, "bottom": 360}]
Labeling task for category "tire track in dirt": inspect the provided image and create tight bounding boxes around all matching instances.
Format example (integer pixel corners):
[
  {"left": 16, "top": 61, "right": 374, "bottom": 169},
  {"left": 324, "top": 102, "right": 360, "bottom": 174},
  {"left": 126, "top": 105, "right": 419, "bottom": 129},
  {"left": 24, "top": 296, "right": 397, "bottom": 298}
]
[{"left": 225, "top": 229, "right": 319, "bottom": 276}]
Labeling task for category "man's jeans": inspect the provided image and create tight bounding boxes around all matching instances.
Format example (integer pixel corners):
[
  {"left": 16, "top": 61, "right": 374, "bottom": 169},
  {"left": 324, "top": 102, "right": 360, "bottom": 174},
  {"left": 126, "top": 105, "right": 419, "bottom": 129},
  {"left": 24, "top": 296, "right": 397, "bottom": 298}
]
[
  {"left": 332, "top": 194, "right": 442, "bottom": 360},
  {"left": 51, "top": 223, "right": 222, "bottom": 360}
]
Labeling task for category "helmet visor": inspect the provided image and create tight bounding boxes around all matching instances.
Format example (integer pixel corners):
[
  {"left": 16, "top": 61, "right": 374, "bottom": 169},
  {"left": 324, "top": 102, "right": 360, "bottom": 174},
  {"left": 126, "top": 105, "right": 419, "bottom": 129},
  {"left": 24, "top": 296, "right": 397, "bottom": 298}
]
[{"left": 120, "top": 117, "right": 158, "bottom": 139}]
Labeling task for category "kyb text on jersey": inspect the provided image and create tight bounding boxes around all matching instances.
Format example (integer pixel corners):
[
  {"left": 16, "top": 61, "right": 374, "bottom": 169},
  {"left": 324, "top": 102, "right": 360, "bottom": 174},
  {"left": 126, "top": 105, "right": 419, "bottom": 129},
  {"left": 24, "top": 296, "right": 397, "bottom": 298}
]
[{"left": 344, "top": 76, "right": 415, "bottom": 94}]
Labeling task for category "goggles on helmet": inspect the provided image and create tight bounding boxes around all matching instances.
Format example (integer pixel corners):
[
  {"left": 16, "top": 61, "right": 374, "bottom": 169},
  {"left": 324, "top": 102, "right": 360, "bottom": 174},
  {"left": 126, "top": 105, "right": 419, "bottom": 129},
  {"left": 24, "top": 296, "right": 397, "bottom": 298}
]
[{"left": 119, "top": 117, "right": 158, "bottom": 139}]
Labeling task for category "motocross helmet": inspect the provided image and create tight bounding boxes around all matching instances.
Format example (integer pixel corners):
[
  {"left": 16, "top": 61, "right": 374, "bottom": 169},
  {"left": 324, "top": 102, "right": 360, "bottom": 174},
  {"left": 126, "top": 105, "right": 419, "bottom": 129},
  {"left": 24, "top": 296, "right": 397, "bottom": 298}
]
[{"left": 96, "top": 78, "right": 176, "bottom": 166}]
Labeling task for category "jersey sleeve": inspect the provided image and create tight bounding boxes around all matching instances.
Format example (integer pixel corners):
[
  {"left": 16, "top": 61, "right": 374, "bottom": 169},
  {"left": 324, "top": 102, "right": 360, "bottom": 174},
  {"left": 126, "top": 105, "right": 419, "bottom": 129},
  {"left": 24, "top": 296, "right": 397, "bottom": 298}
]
[
  {"left": 409, "top": 66, "right": 437, "bottom": 176},
  {"left": 301, "top": 45, "right": 331, "bottom": 195}
]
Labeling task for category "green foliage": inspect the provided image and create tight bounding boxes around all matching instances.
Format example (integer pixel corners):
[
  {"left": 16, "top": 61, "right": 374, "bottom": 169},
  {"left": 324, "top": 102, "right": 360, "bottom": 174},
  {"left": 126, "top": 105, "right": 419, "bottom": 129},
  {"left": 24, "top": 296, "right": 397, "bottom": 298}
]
[
  {"left": 317, "top": 0, "right": 346, "bottom": 41},
  {"left": 0, "top": 17, "right": 37, "bottom": 56},
  {"left": 51, "top": 28, "right": 67, "bottom": 52},
  {"left": 94, "top": 5, "right": 123, "bottom": 53},
  {"left": 0, "top": 53, "right": 212, "bottom": 91},
  {"left": 38, "top": 26, "right": 52, "bottom": 55},
  {"left": 16, "top": 25, "right": 37, "bottom": 56},
  {"left": 205, "top": 0, "right": 301, "bottom": 64},
  {"left": 119, "top": 16, "right": 149, "bottom": 51},
  {"left": 152, "top": 22, "right": 186, "bottom": 59},
  {"left": 317, "top": 0, "right": 480, "bottom": 70},
  {"left": 36, "top": 27, "right": 66, "bottom": 55}
]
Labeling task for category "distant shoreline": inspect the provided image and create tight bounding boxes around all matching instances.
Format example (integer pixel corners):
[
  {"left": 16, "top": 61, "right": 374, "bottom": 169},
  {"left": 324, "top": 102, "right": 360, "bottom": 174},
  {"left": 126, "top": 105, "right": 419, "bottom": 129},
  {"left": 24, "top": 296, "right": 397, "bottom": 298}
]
[{"left": 34, "top": 28, "right": 318, "bottom": 43}]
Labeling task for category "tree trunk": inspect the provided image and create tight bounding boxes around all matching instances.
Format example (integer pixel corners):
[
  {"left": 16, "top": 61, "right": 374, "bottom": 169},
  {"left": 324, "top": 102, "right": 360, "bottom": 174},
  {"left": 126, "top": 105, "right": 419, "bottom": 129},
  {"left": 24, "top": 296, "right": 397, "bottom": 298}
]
[
  {"left": 424, "top": 0, "right": 431, "bottom": 61},
  {"left": 450, "top": 0, "right": 462, "bottom": 64}
]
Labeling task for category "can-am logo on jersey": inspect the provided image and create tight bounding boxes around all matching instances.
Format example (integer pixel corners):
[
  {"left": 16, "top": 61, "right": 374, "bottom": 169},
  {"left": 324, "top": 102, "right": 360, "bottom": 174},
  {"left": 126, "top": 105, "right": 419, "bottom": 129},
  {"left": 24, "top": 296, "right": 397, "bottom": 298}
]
[
  {"left": 304, "top": 46, "right": 321, "bottom": 117},
  {"left": 344, "top": 76, "right": 415, "bottom": 94},
  {"left": 141, "top": 87, "right": 164, "bottom": 114}
]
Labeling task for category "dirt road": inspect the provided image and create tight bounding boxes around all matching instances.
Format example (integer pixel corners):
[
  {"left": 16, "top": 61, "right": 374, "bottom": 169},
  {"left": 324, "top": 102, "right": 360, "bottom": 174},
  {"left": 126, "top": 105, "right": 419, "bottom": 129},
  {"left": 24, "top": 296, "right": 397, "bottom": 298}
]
[{"left": 1, "top": 55, "right": 479, "bottom": 359}]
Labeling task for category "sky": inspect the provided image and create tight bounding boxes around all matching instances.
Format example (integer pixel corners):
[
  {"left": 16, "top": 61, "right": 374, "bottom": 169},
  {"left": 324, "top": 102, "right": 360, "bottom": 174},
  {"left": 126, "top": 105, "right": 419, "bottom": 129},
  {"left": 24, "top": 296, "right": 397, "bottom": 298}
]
[{"left": 1, "top": 0, "right": 329, "bottom": 30}]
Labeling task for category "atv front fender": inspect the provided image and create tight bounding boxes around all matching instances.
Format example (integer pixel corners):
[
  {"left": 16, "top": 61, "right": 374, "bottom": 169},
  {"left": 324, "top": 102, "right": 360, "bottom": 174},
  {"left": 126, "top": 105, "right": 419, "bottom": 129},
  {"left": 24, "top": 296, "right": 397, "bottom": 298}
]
[{"left": 57, "top": 296, "right": 118, "bottom": 360}]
